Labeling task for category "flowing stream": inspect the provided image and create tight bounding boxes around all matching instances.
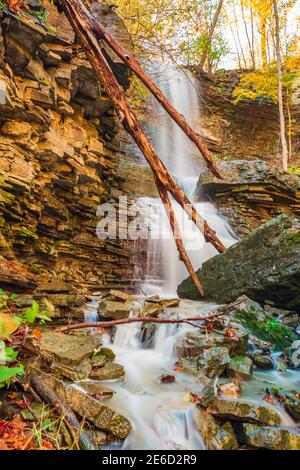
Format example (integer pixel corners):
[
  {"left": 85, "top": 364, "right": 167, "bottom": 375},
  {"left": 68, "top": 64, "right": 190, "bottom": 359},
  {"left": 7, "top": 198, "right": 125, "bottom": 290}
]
[{"left": 85, "top": 64, "right": 298, "bottom": 449}]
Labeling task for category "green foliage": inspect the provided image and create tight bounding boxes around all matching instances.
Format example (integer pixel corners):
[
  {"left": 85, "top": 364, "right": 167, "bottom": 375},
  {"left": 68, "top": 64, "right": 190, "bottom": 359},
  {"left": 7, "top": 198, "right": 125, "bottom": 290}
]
[
  {"left": 0, "top": 365, "right": 24, "bottom": 388},
  {"left": 232, "top": 67, "right": 279, "bottom": 103},
  {"left": 127, "top": 75, "right": 150, "bottom": 111},
  {"left": 232, "top": 58, "right": 299, "bottom": 105},
  {"left": 0, "top": 291, "right": 51, "bottom": 389},
  {"left": 235, "top": 312, "right": 296, "bottom": 350},
  {"left": 25, "top": 300, "right": 52, "bottom": 324},
  {"left": 288, "top": 163, "right": 300, "bottom": 176}
]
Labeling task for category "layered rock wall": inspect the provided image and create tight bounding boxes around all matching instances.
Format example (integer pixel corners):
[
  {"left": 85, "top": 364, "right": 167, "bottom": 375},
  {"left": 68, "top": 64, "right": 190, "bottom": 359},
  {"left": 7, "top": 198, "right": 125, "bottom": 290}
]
[
  {"left": 0, "top": 2, "right": 136, "bottom": 315},
  {"left": 196, "top": 160, "right": 300, "bottom": 237}
]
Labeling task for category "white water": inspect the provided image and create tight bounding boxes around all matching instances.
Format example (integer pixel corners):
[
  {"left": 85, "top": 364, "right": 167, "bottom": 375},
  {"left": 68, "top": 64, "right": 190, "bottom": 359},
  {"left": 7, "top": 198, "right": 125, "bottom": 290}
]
[
  {"left": 140, "top": 64, "right": 237, "bottom": 296},
  {"left": 83, "top": 64, "right": 298, "bottom": 450}
]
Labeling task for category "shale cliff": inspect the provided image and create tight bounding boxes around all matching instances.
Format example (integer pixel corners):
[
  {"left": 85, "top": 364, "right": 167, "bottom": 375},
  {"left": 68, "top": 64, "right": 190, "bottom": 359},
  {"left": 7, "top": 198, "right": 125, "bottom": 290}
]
[{"left": 0, "top": 2, "right": 136, "bottom": 317}]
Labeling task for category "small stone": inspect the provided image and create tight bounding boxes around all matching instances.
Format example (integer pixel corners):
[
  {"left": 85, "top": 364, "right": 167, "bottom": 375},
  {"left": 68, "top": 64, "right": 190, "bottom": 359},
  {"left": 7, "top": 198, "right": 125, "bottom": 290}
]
[
  {"left": 227, "top": 356, "right": 253, "bottom": 379},
  {"left": 90, "top": 362, "right": 125, "bottom": 382},
  {"left": 98, "top": 300, "right": 133, "bottom": 319},
  {"left": 158, "top": 374, "right": 176, "bottom": 384},
  {"left": 217, "top": 381, "right": 241, "bottom": 399},
  {"left": 109, "top": 290, "right": 134, "bottom": 302}
]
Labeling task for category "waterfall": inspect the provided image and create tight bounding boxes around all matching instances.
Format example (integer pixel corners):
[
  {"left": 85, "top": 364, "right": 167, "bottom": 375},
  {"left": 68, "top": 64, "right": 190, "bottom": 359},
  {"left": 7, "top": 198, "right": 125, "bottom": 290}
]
[{"left": 139, "top": 63, "right": 237, "bottom": 296}]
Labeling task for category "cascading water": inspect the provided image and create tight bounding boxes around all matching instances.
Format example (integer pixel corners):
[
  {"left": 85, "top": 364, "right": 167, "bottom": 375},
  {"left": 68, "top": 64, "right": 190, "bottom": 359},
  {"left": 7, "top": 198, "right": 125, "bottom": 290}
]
[
  {"left": 90, "top": 64, "right": 296, "bottom": 450},
  {"left": 139, "top": 63, "right": 237, "bottom": 296}
]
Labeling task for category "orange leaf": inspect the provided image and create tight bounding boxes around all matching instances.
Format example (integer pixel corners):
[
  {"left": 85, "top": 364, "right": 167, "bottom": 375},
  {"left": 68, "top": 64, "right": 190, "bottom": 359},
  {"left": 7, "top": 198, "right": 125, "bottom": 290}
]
[{"left": 31, "top": 328, "right": 42, "bottom": 341}]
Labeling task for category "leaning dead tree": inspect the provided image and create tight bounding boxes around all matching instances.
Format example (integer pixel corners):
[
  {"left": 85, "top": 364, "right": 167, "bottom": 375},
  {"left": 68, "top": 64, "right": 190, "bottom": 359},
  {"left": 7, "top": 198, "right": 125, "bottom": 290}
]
[{"left": 55, "top": 0, "right": 226, "bottom": 298}]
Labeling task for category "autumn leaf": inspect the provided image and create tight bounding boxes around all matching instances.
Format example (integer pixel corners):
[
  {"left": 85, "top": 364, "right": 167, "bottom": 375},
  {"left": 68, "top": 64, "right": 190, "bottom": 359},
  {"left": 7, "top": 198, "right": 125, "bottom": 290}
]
[{"left": 0, "top": 313, "right": 21, "bottom": 339}]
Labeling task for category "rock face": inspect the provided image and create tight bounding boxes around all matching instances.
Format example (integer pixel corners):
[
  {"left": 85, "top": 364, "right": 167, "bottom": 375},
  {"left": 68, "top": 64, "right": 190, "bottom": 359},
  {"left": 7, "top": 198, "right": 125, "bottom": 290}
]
[
  {"left": 193, "top": 69, "right": 300, "bottom": 164},
  {"left": 178, "top": 214, "right": 300, "bottom": 311},
  {"left": 0, "top": 2, "right": 136, "bottom": 312},
  {"left": 196, "top": 160, "right": 300, "bottom": 237}
]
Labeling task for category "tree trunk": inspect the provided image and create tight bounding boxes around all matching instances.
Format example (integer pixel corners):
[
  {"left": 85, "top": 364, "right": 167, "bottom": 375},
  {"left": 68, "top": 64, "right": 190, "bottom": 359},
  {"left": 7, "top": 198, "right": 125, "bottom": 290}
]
[
  {"left": 55, "top": 0, "right": 226, "bottom": 299},
  {"left": 273, "top": 0, "right": 289, "bottom": 171},
  {"left": 156, "top": 180, "right": 205, "bottom": 297},
  {"left": 260, "top": 15, "right": 268, "bottom": 67},
  {"left": 199, "top": 0, "right": 224, "bottom": 70}
]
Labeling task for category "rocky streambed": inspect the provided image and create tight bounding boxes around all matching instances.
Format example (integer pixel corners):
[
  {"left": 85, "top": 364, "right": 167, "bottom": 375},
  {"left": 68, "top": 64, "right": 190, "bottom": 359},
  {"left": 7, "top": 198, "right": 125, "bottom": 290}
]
[{"left": 3, "top": 290, "right": 298, "bottom": 451}]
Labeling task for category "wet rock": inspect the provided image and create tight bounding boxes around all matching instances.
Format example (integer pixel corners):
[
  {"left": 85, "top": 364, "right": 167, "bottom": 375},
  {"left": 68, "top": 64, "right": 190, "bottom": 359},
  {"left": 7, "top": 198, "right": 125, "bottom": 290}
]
[
  {"left": 40, "top": 332, "right": 102, "bottom": 380},
  {"left": 178, "top": 215, "right": 300, "bottom": 311},
  {"left": 250, "top": 350, "right": 274, "bottom": 369},
  {"left": 283, "top": 393, "right": 300, "bottom": 421},
  {"left": 28, "top": 368, "right": 131, "bottom": 439},
  {"left": 207, "top": 398, "right": 281, "bottom": 426},
  {"left": 40, "top": 332, "right": 101, "bottom": 366},
  {"left": 227, "top": 356, "right": 253, "bottom": 379},
  {"left": 140, "top": 322, "right": 157, "bottom": 348},
  {"left": 77, "top": 382, "right": 115, "bottom": 399},
  {"left": 195, "top": 408, "right": 238, "bottom": 450},
  {"left": 242, "top": 423, "right": 300, "bottom": 450},
  {"left": 90, "top": 362, "right": 125, "bottom": 382},
  {"left": 109, "top": 290, "right": 134, "bottom": 302},
  {"left": 228, "top": 296, "right": 266, "bottom": 323},
  {"left": 217, "top": 381, "right": 241, "bottom": 399},
  {"left": 91, "top": 348, "right": 116, "bottom": 367},
  {"left": 179, "top": 347, "right": 230, "bottom": 379},
  {"left": 139, "top": 303, "right": 163, "bottom": 318},
  {"left": 98, "top": 300, "right": 133, "bottom": 319},
  {"left": 158, "top": 374, "right": 176, "bottom": 384},
  {"left": 176, "top": 326, "right": 248, "bottom": 359}
]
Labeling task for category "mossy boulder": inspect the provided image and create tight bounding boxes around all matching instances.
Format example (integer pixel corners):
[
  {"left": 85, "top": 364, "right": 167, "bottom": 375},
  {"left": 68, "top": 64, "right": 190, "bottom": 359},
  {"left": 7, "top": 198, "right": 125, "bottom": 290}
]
[{"left": 178, "top": 215, "right": 300, "bottom": 311}]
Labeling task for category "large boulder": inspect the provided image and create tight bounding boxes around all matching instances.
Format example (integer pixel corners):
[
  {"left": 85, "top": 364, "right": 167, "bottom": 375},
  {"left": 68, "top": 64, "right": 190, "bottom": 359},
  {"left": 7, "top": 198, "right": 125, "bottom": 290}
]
[{"left": 178, "top": 215, "right": 300, "bottom": 311}]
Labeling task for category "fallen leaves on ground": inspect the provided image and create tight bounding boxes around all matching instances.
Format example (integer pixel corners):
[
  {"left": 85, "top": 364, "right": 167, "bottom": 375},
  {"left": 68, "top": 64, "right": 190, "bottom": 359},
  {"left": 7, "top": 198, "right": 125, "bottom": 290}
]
[{"left": 0, "top": 415, "right": 34, "bottom": 450}]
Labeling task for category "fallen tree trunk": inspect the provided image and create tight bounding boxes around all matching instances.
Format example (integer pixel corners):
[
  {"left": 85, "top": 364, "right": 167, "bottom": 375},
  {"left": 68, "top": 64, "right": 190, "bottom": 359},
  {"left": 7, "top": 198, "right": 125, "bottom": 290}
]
[
  {"left": 55, "top": 0, "right": 225, "bottom": 298},
  {"left": 91, "top": 12, "right": 223, "bottom": 180},
  {"left": 156, "top": 180, "right": 205, "bottom": 297},
  {"left": 56, "top": 298, "right": 244, "bottom": 333},
  {"left": 29, "top": 372, "right": 95, "bottom": 450}
]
